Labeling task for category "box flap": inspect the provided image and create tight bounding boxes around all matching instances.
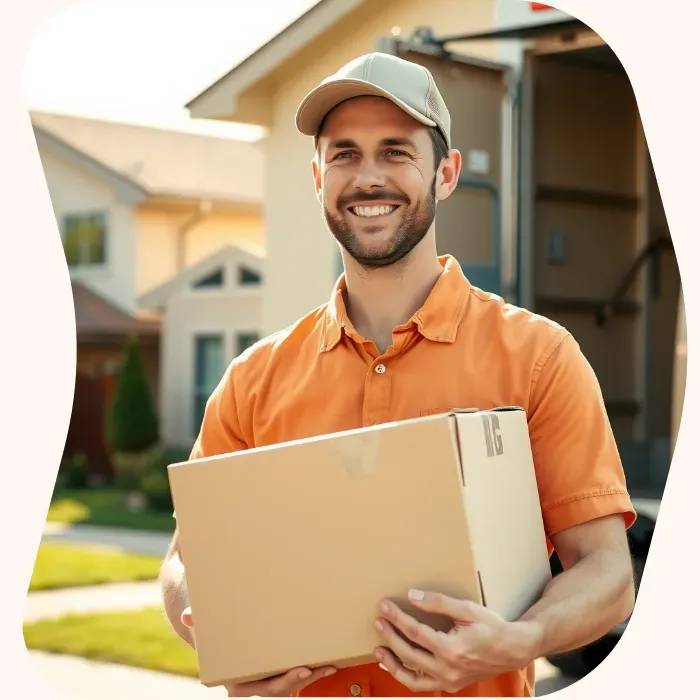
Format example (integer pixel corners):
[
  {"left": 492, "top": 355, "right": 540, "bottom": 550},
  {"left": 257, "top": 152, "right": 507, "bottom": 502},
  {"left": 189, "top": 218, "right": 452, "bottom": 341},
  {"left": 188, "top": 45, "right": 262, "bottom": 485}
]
[
  {"left": 448, "top": 406, "right": 525, "bottom": 415},
  {"left": 451, "top": 409, "right": 551, "bottom": 621}
]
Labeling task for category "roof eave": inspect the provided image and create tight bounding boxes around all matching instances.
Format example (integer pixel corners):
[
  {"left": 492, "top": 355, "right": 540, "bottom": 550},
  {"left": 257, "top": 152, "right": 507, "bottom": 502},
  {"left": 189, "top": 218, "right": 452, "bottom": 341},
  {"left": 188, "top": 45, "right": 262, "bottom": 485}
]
[
  {"left": 185, "top": 0, "right": 368, "bottom": 121},
  {"left": 32, "top": 126, "right": 149, "bottom": 205},
  {"left": 143, "top": 190, "right": 263, "bottom": 212}
]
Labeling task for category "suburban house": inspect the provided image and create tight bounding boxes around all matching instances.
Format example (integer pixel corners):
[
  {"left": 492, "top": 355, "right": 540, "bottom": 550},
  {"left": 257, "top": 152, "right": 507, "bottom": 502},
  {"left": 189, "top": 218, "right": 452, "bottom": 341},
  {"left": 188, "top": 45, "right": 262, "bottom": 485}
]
[
  {"left": 185, "top": 0, "right": 682, "bottom": 504},
  {"left": 137, "top": 243, "right": 264, "bottom": 447},
  {"left": 31, "top": 110, "right": 265, "bottom": 471}
]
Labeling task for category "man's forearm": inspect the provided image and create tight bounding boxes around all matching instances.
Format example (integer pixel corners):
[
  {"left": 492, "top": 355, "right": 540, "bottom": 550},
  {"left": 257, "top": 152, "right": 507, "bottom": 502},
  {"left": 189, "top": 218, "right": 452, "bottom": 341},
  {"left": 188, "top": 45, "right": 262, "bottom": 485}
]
[
  {"left": 159, "top": 555, "right": 195, "bottom": 648},
  {"left": 518, "top": 547, "right": 636, "bottom": 660}
]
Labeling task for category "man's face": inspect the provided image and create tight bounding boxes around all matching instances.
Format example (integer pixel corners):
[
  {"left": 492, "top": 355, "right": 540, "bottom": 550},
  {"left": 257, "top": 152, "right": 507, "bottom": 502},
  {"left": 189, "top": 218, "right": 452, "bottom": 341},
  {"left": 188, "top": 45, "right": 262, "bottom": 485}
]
[{"left": 313, "top": 96, "right": 445, "bottom": 269}]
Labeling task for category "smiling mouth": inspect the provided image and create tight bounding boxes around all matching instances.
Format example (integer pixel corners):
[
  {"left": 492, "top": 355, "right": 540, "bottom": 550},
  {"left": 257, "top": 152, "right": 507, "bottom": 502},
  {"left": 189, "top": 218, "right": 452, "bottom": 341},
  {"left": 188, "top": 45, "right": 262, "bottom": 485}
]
[{"left": 348, "top": 204, "right": 400, "bottom": 218}]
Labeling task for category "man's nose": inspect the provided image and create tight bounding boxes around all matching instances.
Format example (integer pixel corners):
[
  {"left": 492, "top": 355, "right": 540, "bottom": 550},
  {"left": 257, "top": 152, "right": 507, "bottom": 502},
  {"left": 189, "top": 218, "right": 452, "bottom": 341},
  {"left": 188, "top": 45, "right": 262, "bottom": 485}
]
[{"left": 354, "top": 160, "right": 387, "bottom": 190}]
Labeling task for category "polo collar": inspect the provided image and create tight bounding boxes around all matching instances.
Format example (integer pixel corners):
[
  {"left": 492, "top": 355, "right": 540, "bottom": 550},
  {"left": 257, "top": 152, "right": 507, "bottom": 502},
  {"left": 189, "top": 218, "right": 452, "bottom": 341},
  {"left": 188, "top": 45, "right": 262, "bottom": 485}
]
[{"left": 319, "top": 255, "right": 471, "bottom": 353}]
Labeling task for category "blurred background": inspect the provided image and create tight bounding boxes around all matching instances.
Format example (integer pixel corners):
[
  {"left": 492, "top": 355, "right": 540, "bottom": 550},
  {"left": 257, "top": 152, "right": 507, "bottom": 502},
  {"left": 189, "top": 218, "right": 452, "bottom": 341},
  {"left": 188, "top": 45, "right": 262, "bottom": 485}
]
[{"left": 24, "top": 1, "right": 685, "bottom": 698}]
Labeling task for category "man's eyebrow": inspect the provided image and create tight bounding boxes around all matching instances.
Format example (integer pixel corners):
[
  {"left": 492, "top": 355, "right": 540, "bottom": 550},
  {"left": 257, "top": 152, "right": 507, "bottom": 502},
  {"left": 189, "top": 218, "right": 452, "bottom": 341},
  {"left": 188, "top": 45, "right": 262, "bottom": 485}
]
[
  {"left": 327, "top": 138, "right": 358, "bottom": 150},
  {"left": 381, "top": 137, "right": 418, "bottom": 150},
  {"left": 325, "top": 136, "right": 419, "bottom": 150}
]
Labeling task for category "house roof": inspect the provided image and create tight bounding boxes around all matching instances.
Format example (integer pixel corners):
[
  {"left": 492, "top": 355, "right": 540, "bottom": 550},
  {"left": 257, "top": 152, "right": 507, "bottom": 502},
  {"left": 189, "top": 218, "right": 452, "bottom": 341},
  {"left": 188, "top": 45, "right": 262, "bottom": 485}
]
[
  {"left": 72, "top": 281, "right": 160, "bottom": 338},
  {"left": 33, "top": 126, "right": 149, "bottom": 206},
  {"left": 186, "top": 0, "right": 368, "bottom": 118},
  {"left": 137, "top": 242, "right": 266, "bottom": 311},
  {"left": 31, "top": 110, "right": 264, "bottom": 206}
]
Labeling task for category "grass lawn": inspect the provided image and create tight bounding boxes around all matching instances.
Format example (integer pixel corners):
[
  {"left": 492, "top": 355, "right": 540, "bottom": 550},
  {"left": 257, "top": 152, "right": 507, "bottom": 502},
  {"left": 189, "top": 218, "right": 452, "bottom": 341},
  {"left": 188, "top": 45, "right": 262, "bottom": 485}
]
[
  {"left": 47, "top": 489, "right": 174, "bottom": 533},
  {"left": 29, "top": 543, "right": 163, "bottom": 592},
  {"left": 23, "top": 607, "right": 198, "bottom": 677}
]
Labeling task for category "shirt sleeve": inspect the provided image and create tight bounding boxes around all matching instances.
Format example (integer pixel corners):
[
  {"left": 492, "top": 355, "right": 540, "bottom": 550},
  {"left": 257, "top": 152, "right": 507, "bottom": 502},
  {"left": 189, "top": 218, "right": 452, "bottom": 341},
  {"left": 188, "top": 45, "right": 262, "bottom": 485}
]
[
  {"left": 189, "top": 362, "right": 249, "bottom": 461},
  {"left": 527, "top": 330, "right": 637, "bottom": 538},
  {"left": 173, "top": 362, "right": 248, "bottom": 518}
]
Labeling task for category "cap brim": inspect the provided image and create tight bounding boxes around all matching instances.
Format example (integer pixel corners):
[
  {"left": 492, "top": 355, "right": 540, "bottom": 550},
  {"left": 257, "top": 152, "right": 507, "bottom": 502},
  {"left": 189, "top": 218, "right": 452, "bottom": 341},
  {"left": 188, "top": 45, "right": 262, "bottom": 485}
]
[{"left": 295, "top": 79, "right": 436, "bottom": 137}]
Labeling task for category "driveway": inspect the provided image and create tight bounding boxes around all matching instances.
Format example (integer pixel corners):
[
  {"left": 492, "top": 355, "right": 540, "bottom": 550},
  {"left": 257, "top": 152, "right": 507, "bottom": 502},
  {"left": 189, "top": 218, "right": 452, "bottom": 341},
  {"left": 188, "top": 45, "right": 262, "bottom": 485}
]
[{"left": 42, "top": 523, "right": 172, "bottom": 557}]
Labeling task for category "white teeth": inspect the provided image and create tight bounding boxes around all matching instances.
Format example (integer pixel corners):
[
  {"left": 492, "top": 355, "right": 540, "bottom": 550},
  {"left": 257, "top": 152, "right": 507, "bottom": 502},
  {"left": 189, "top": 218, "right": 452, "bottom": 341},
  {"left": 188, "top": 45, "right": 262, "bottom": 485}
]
[{"left": 352, "top": 205, "right": 397, "bottom": 217}]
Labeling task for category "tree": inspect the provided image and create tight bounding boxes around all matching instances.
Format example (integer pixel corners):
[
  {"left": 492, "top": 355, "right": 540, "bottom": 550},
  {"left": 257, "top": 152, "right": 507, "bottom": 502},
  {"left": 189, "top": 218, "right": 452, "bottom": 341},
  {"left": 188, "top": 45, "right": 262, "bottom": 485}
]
[{"left": 107, "top": 337, "right": 159, "bottom": 453}]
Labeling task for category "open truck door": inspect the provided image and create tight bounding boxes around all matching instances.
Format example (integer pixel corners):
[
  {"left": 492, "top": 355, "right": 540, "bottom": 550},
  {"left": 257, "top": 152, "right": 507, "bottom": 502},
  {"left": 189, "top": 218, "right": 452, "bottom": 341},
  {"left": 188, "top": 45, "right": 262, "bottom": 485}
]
[{"left": 374, "top": 35, "right": 517, "bottom": 300}]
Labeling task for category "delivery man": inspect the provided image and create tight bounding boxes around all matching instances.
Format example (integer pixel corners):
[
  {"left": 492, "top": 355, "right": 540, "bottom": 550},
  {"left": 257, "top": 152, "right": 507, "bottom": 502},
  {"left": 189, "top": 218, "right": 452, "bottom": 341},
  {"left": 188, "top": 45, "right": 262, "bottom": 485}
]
[{"left": 160, "top": 53, "right": 637, "bottom": 697}]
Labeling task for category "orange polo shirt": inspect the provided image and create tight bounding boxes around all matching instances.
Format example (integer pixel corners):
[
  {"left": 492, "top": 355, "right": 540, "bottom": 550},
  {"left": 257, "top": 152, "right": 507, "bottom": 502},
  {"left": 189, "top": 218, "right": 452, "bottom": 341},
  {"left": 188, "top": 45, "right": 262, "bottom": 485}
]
[{"left": 189, "top": 254, "right": 636, "bottom": 697}]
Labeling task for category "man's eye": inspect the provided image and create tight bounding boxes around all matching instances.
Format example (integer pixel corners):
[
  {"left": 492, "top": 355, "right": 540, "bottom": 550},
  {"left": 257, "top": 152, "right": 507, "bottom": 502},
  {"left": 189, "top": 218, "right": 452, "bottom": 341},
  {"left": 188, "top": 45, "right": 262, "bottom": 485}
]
[
  {"left": 387, "top": 149, "right": 409, "bottom": 157},
  {"left": 332, "top": 151, "right": 354, "bottom": 160}
]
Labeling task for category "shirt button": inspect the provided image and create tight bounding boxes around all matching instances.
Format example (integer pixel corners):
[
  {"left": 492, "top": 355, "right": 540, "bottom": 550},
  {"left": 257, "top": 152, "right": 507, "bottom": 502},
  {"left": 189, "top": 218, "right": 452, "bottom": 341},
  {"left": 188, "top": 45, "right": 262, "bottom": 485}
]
[
  {"left": 375, "top": 363, "right": 386, "bottom": 374},
  {"left": 349, "top": 684, "right": 362, "bottom": 696}
]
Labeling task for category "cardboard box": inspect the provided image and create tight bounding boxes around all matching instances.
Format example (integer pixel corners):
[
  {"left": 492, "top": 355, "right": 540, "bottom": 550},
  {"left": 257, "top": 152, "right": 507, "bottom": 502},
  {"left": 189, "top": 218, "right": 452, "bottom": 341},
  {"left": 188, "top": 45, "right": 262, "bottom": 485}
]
[{"left": 168, "top": 407, "right": 552, "bottom": 688}]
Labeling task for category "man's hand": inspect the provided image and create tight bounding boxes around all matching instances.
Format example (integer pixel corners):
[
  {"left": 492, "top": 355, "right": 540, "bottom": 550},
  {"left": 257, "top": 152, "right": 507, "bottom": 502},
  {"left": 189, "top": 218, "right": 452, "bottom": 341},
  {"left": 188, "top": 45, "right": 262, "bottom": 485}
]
[
  {"left": 372, "top": 591, "right": 538, "bottom": 694},
  {"left": 181, "top": 608, "right": 337, "bottom": 697}
]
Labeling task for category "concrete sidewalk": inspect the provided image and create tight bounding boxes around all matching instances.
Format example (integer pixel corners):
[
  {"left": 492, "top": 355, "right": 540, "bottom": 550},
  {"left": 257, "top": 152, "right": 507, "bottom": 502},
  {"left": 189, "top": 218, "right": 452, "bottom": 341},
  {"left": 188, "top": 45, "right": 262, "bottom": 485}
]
[
  {"left": 27, "top": 523, "right": 169, "bottom": 623},
  {"left": 42, "top": 523, "right": 172, "bottom": 557},
  {"left": 24, "top": 580, "right": 163, "bottom": 623}
]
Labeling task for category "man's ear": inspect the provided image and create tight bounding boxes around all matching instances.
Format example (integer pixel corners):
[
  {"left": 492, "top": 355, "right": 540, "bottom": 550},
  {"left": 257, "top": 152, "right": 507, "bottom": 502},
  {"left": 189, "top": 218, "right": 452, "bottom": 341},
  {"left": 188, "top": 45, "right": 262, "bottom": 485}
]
[
  {"left": 312, "top": 154, "right": 323, "bottom": 205},
  {"left": 435, "top": 149, "right": 462, "bottom": 203}
]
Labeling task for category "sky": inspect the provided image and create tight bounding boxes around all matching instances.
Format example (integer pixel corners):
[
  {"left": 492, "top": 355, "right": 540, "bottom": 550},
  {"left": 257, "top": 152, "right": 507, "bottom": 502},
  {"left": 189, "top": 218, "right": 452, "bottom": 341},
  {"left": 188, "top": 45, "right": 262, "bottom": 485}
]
[{"left": 22, "top": 0, "right": 320, "bottom": 140}]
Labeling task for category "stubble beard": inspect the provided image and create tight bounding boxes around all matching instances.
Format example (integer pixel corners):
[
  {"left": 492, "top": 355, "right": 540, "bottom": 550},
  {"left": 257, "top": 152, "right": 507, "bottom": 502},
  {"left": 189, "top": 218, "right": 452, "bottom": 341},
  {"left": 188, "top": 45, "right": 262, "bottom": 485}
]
[{"left": 323, "top": 176, "right": 437, "bottom": 270}]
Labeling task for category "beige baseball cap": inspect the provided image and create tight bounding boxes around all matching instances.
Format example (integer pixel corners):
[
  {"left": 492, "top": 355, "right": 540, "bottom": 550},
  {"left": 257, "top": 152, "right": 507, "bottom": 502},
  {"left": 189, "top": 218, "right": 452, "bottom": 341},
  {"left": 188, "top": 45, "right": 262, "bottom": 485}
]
[{"left": 295, "top": 52, "right": 451, "bottom": 149}]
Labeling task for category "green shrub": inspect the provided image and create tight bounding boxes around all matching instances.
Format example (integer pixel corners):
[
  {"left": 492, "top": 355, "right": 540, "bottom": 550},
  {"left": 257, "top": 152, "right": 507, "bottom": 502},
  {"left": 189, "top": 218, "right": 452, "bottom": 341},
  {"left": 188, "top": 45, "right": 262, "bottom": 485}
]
[
  {"left": 161, "top": 446, "right": 192, "bottom": 465},
  {"left": 107, "top": 338, "right": 159, "bottom": 454},
  {"left": 59, "top": 453, "right": 88, "bottom": 490},
  {"left": 113, "top": 447, "right": 161, "bottom": 491},
  {"left": 139, "top": 470, "right": 173, "bottom": 513},
  {"left": 135, "top": 445, "right": 190, "bottom": 513}
]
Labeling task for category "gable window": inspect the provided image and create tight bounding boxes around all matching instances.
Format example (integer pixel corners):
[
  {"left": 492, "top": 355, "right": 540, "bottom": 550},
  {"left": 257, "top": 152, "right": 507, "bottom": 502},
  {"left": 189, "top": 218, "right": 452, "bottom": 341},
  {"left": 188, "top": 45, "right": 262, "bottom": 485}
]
[
  {"left": 236, "top": 332, "right": 260, "bottom": 356},
  {"left": 193, "top": 267, "right": 225, "bottom": 290},
  {"left": 238, "top": 266, "right": 262, "bottom": 286},
  {"left": 193, "top": 334, "right": 224, "bottom": 436},
  {"left": 63, "top": 212, "right": 107, "bottom": 266}
]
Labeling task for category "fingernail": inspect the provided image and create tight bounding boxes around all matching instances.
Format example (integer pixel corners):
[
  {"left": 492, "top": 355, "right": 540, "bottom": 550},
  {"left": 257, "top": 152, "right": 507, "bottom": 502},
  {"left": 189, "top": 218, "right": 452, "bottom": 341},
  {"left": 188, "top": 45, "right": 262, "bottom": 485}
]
[
  {"left": 408, "top": 589, "right": 425, "bottom": 601},
  {"left": 374, "top": 620, "right": 384, "bottom": 632},
  {"left": 380, "top": 602, "right": 390, "bottom": 614},
  {"left": 379, "top": 663, "right": 388, "bottom": 672},
  {"left": 298, "top": 670, "right": 312, "bottom": 680},
  {"left": 324, "top": 669, "right": 337, "bottom": 677},
  {"left": 375, "top": 650, "right": 384, "bottom": 661}
]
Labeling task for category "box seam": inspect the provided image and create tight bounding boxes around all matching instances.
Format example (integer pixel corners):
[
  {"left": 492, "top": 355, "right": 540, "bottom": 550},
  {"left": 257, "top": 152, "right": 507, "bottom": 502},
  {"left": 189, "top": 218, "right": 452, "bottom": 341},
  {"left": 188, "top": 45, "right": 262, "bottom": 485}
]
[{"left": 449, "top": 415, "right": 485, "bottom": 607}]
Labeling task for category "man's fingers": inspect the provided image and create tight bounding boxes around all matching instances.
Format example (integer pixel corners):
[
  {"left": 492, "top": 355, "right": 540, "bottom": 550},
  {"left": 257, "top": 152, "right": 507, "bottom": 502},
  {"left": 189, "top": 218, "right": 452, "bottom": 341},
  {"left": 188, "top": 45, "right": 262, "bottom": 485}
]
[
  {"left": 268, "top": 666, "right": 336, "bottom": 695},
  {"left": 227, "top": 679, "right": 274, "bottom": 697},
  {"left": 405, "top": 590, "right": 491, "bottom": 624},
  {"left": 228, "top": 666, "right": 337, "bottom": 697},
  {"left": 374, "top": 619, "right": 440, "bottom": 677},
  {"left": 377, "top": 600, "right": 444, "bottom": 653},
  {"left": 227, "top": 672, "right": 293, "bottom": 698},
  {"left": 376, "top": 649, "right": 443, "bottom": 693},
  {"left": 179, "top": 607, "right": 196, "bottom": 647}
]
